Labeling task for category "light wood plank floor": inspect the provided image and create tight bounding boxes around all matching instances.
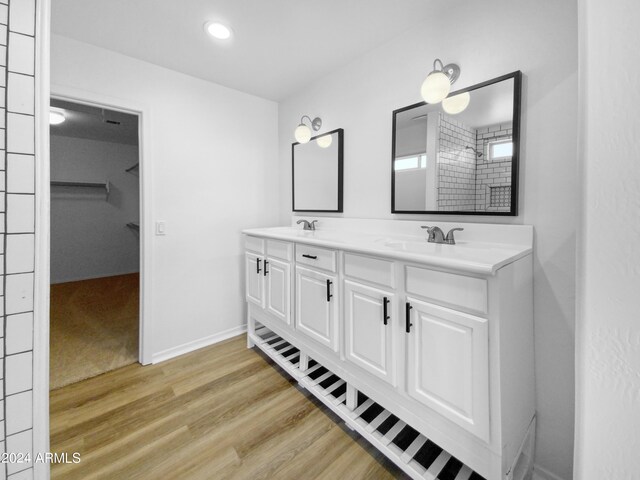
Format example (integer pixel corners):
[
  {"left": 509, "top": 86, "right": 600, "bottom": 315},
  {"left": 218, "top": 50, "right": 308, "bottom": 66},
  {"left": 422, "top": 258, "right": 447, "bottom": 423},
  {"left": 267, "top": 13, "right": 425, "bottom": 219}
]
[{"left": 50, "top": 334, "right": 407, "bottom": 479}]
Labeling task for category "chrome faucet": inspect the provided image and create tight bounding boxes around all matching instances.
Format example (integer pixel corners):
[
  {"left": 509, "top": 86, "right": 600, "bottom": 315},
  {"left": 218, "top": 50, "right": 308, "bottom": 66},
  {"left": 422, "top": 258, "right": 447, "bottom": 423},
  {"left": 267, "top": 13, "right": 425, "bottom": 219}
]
[
  {"left": 297, "top": 219, "right": 318, "bottom": 231},
  {"left": 421, "top": 226, "right": 464, "bottom": 245},
  {"left": 421, "top": 226, "right": 445, "bottom": 243}
]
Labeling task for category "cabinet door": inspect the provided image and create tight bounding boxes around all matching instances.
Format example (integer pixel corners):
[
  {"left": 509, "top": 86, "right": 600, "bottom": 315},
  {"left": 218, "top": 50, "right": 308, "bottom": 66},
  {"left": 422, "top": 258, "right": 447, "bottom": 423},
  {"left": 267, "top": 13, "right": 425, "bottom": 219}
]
[
  {"left": 405, "top": 296, "right": 489, "bottom": 440},
  {"left": 295, "top": 266, "right": 339, "bottom": 351},
  {"left": 344, "top": 281, "right": 395, "bottom": 385},
  {"left": 245, "top": 253, "right": 265, "bottom": 308},
  {"left": 265, "top": 257, "right": 291, "bottom": 325}
]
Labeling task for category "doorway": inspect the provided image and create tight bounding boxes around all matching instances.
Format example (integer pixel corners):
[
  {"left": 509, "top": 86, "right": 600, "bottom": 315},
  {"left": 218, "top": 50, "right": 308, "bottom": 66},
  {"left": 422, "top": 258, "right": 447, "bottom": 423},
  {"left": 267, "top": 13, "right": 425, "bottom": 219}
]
[{"left": 49, "top": 98, "right": 143, "bottom": 389}]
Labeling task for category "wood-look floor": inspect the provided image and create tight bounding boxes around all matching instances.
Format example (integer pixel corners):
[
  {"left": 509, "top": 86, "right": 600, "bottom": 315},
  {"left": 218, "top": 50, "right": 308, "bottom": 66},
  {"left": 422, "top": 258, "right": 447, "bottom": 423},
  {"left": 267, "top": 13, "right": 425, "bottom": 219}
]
[{"left": 50, "top": 334, "right": 407, "bottom": 480}]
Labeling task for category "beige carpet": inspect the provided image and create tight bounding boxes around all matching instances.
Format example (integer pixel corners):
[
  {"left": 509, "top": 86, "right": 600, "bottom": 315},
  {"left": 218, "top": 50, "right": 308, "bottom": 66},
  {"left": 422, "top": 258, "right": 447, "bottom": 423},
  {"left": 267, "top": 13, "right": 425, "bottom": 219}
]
[{"left": 50, "top": 273, "right": 139, "bottom": 390}]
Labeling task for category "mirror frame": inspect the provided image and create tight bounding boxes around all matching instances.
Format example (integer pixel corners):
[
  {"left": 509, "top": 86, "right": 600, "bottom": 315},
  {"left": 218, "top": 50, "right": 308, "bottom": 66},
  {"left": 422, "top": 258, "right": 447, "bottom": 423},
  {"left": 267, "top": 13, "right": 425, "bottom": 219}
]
[
  {"left": 292, "top": 128, "right": 344, "bottom": 213},
  {"left": 391, "top": 71, "right": 522, "bottom": 216}
]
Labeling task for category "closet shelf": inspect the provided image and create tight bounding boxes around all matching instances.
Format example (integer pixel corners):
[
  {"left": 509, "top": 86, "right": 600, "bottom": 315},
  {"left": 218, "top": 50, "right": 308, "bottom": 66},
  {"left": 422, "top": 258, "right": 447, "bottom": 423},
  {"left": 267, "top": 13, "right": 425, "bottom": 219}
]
[{"left": 51, "top": 181, "right": 110, "bottom": 200}]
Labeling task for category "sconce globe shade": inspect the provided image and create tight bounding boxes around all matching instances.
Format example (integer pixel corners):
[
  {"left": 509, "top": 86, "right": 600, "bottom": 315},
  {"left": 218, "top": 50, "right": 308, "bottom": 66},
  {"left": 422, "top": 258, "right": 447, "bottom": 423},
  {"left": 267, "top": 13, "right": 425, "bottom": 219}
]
[
  {"left": 316, "top": 134, "right": 333, "bottom": 148},
  {"left": 442, "top": 91, "right": 471, "bottom": 115},
  {"left": 50, "top": 110, "right": 66, "bottom": 125},
  {"left": 295, "top": 124, "right": 312, "bottom": 143},
  {"left": 421, "top": 71, "right": 451, "bottom": 104}
]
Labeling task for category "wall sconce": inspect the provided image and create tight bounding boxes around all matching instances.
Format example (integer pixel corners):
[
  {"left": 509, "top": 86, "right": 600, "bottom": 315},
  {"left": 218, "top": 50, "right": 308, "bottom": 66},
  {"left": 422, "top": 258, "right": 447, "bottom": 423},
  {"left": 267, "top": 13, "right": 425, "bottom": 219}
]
[
  {"left": 420, "top": 58, "right": 460, "bottom": 104},
  {"left": 294, "top": 115, "right": 322, "bottom": 144},
  {"left": 442, "top": 91, "right": 470, "bottom": 115},
  {"left": 316, "top": 133, "right": 332, "bottom": 148}
]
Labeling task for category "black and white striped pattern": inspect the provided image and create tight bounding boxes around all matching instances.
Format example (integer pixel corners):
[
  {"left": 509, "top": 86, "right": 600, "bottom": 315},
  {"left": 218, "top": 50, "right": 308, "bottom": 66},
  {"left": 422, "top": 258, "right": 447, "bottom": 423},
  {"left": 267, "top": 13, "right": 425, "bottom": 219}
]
[{"left": 251, "top": 324, "right": 486, "bottom": 480}]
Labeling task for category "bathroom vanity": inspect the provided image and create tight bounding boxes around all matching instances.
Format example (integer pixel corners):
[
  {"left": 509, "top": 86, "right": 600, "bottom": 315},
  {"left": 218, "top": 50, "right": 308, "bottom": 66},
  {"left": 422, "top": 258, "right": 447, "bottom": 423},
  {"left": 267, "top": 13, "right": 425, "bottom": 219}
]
[{"left": 243, "top": 218, "right": 535, "bottom": 480}]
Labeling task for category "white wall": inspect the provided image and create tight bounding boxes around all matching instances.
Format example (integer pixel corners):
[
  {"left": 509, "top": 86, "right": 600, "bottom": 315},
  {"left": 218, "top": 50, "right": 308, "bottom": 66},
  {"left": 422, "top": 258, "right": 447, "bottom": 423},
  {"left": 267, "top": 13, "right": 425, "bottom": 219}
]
[
  {"left": 278, "top": 1, "right": 577, "bottom": 478},
  {"left": 50, "top": 135, "right": 140, "bottom": 283},
  {"left": 575, "top": 1, "right": 640, "bottom": 478},
  {"left": 51, "top": 35, "right": 281, "bottom": 357}
]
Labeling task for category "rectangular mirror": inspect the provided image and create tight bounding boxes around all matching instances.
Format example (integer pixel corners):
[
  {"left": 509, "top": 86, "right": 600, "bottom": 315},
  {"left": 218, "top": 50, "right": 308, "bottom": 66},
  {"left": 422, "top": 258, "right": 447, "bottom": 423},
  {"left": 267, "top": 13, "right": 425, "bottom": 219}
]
[
  {"left": 292, "top": 128, "right": 344, "bottom": 212},
  {"left": 391, "top": 71, "right": 521, "bottom": 215}
]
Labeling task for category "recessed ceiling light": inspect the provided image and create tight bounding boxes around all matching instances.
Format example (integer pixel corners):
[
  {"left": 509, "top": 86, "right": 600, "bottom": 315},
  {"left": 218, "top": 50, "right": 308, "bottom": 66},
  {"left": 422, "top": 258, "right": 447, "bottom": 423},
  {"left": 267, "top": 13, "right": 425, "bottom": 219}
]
[
  {"left": 50, "top": 108, "right": 66, "bottom": 125},
  {"left": 205, "top": 22, "right": 232, "bottom": 40}
]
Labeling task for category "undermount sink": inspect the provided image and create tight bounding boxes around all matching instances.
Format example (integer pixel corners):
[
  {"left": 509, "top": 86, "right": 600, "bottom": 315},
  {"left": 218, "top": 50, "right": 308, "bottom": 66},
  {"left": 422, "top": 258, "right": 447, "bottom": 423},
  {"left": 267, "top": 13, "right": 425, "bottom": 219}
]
[{"left": 379, "top": 239, "right": 436, "bottom": 252}]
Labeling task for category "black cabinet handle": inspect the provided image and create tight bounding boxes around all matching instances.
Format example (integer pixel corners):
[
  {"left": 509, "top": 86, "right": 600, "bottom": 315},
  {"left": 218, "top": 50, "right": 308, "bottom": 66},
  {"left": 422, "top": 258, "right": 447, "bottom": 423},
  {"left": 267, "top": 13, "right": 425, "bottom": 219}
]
[
  {"left": 383, "top": 297, "right": 390, "bottom": 325},
  {"left": 326, "top": 280, "right": 333, "bottom": 302},
  {"left": 256, "top": 258, "right": 261, "bottom": 274},
  {"left": 264, "top": 260, "right": 269, "bottom": 276},
  {"left": 302, "top": 254, "right": 318, "bottom": 260},
  {"left": 405, "top": 302, "right": 413, "bottom": 333}
]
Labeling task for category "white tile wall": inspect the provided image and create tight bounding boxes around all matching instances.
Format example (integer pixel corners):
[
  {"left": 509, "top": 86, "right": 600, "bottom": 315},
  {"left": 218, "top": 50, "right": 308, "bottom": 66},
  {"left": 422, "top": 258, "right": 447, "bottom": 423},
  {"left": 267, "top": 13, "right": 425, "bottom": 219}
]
[
  {"left": 8, "top": 0, "right": 34, "bottom": 37},
  {"left": 5, "top": 313, "right": 31, "bottom": 354},
  {"left": 6, "top": 429, "right": 32, "bottom": 475},
  {"left": 6, "top": 194, "right": 33, "bottom": 232},
  {"left": 7, "top": 74, "right": 33, "bottom": 115},
  {"left": 2, "top": 1, "right": 37, "bottom": 477},
  {"left": 5, "top": 352, "right": 31, "bottom": 396},
  {"left": 6, "top": 113, "right": 33, "bottom": 154},
  {"left": 6, "top": 154, "right": 33, "bottom": 193},
  {"left": 5, "top": 390, "right": 31, "bottom": 434},
  {"left": 5, "top": 235, "right": 33, "bottom": 273},
  {"left": 5, "top": 273, "right": 33, "bottom": 315},
  {"left": 8, "top": 468, "right": 32, "bottom": 480},
  {"left": 7, "top": 33, "right": 33, "bottom": 76}
]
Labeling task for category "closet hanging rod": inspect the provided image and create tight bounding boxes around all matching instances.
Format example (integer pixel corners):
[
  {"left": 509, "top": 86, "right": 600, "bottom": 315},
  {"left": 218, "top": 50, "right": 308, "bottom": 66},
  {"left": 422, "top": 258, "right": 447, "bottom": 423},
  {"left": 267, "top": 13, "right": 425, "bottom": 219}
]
[
  {"left": 51, "top": 181, "right": 110, "bottom": 199},
  {"left": 126, "top": 222, "right": 140, "bottom": 231},
  {"left": 125, "top": 163, "right": 139, "bottom": 173}
]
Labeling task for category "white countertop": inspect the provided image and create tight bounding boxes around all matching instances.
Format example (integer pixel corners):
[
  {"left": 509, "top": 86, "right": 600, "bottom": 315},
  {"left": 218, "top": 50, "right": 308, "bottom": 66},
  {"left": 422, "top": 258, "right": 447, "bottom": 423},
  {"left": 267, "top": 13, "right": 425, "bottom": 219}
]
[{"left": 243, "top": 226, "right": 532, "bottom": 275}]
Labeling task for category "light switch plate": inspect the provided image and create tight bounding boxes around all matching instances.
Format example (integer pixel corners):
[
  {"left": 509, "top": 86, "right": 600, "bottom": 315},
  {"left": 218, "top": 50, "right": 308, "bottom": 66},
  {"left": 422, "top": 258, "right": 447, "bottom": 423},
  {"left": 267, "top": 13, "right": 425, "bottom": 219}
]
[{"left": 156, "top": 221, "right": 166, "bottom": 235}]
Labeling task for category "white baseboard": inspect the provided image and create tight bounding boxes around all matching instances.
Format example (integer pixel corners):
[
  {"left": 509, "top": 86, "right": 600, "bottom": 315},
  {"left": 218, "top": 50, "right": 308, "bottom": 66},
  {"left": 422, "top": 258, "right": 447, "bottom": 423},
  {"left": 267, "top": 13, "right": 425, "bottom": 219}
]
[
  {"left": 533, "top": 464, "right": 567, "bottom": 480},
  {"left": 51, "top": 269, "right": 140, "bottom": 284},
  {"left": 151, "top": 325, "right": 247, "bottom": 364}
]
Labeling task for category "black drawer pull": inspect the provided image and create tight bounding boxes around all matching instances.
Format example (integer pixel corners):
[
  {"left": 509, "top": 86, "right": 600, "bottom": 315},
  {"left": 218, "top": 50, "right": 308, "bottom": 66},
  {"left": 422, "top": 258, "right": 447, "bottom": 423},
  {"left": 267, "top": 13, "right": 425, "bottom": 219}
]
[
  {"left": 256, "top": 258, "right": 261, "bottom": 274},
  {"left": 302, "top": 254, "right": 318, "bottom": 260},
  {"left": 264, "top": 260, "right": 269, "bottom": 276},
  {"left": 326, "top": 280, "right": 333, "bottom": 302},
  {"left": 405, "top": 302, "right": 413, "bottom": 333},
  {"left": 383, "top": 297, "right": 390, "bottom": 325}
]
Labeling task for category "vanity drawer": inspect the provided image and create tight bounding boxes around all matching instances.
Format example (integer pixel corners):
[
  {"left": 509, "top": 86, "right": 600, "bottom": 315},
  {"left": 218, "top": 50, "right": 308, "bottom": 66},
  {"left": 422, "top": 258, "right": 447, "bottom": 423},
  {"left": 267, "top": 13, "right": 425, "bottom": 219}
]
[
  {"left": 405, "top": 266, "right": 487, "bottom": 315},
  {"left": 295, "top": 244, "right": 337, "bottom": 272},
  {"left": 344, "top": 253, "right": 395, "bottom": 289},
  {"left": 266, "top": 239, "right": 292, "bottom": 261},
  {"left": 245, "top": 235, "right": 265, "bottom": 254}
]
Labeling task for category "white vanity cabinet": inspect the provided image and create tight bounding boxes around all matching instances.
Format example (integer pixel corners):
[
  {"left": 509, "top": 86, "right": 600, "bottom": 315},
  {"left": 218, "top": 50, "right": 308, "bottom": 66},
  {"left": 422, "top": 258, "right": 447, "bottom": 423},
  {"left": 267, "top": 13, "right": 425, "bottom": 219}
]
[
  {"left": 294, "top": 244, "right": 339, "bottom": 352},
  {"left": 343, "top": 280, "right": 396, "bottom": 385},
  {"left": 243, "top": 222, "right": 535, "bottom": 480},
  {"left": 245, "top": 236, "right": 293, "bottom": 327},
  {"left": 405, "top": 295, "right": 490, "bottom": 441},
  {"left": 245, "top": 252, "right": 265, "bottom": 307}
]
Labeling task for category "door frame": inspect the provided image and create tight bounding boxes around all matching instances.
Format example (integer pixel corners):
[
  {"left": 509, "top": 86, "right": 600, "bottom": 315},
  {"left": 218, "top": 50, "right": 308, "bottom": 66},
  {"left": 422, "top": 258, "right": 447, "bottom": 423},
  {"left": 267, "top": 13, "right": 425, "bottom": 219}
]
[{"left": 49, "top": 84, "right": 155, "bottom": 366}]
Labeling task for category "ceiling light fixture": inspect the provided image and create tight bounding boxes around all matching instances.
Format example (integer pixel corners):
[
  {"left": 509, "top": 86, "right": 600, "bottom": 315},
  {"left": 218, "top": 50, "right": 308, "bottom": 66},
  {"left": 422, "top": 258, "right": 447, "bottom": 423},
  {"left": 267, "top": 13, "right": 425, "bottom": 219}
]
[
  {"left": 442, "top": 91, "right": 471, "bottom": 115},
  {"left": 420, "top": 58, "right": 460, "bottom": 104},
  {"left": 205, "top": 21, "right": 232, "bottom": 40},
  {"left": 50, "top": 108, "right": 66, "bottom": 125},
  {"left": 294, "top": 115, "right": 322, "bottom": 144}
]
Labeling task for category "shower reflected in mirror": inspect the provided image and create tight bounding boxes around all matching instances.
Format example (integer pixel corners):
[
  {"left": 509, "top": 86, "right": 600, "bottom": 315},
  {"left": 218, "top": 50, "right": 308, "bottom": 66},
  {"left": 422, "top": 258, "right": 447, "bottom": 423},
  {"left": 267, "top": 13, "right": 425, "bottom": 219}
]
[{"left": 391, "top": 71, "right": 521, "bottom": 215}]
